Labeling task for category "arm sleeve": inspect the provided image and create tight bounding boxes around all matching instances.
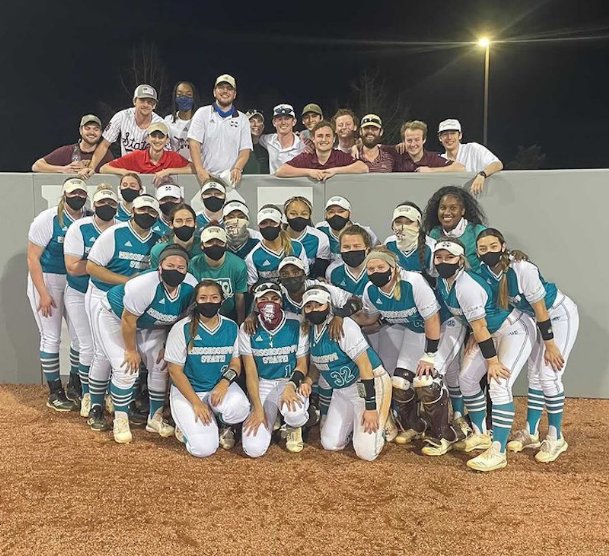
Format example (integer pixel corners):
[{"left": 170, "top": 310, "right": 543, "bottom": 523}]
[
  {"left": 87, "top": 228, "right": 116, "bottom": 266},
  {"left": 231, "top": 334, "right": 240, "bottom": 359},
  {"left": 28, "top": 210, "right": 54, "bottom": 248},
  {"left": 63, "top": 222, "right": 85, "bottom": 257},
  {"left": 515, "top": 261, "right": 546, "bottom": 304},
  {"left": 238, "top": 325, "right": 253, "bottom": 356},
  {"left": 258, "top": 134, "right": 270, "bottom": 149},
  {"left": 296, "top": 327, "right": 309, "bottom": 358},
  {"left": 456, "top": 280, "right": 488, "bottom": 323},
  {"left": 123, "top": 274, "right": 158, "bottom": 317},
  {"left": 472, "top": 143, "right": 500, "bottom": 168},
  {"left": 164, "top": 321, "right": 188, "bottom": 365},
  {"left": 409, "top": 272, "right": 440, "bottom": 319},
  {"left": 361, "top": 286, "right": 381, "bottom": 318},
  {"left": 317, "top": 232, "right": 331, "bottom": 260},
  {"left": 102, "top": 111, "right": 124, "bottom": 143},
  {"left": 338, "top": 318, "right": 369, "bottom": 360},
  {"left": 324, "top": 281, "right": 351, "bottom": 308}
]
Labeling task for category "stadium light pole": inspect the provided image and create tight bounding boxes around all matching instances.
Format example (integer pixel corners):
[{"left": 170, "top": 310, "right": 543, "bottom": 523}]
[{"left": 478, "top": 37, "right": 491, "bottom": 145}]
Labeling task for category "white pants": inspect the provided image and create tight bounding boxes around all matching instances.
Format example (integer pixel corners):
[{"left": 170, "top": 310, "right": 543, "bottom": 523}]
[
  {"left": 64, "top": 286, "right": 94, "bottom": 367},
  {"left": 171, "top": 383, "right": 250, "bottom": 458},
  {"left": 86, "top": 284, "right": 112, "bottom": 388},
  {"left": 460, "top": 310, "right": 535, "bottom": 405},
  {"left": 377, "top": 324, "right": 404, "bottom": 375},
  {"left": 527, "top": 294, "right": 579, "bottom": 397},
  {"left": 242, "top": 378, "right": 310, "bottom": 458},
  {"left": 321, "top": 367, "right": 392, "bottom": 461}
]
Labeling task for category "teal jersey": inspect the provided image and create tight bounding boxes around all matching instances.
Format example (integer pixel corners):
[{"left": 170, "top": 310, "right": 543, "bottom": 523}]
[
  {"left": 436, "top": 269, "right": 510, "bottom": 334},
  {"left": 245, "top": 240, "right": 309, "bottom": 285},
  {"left": 429, "top": 221, "right": 486, "bottom": 271},
  {"left": 238, "top": 313, "right": 308, "bottom": 380},
  {"left": 105, "top": 269, "right": 198, "bottom": 329},
  {"left": 196, "top": 211, "right": 223, "bottom": 230},
  {"left": 188, "top": 252, "right": 248, "bottom": 316},
  {"left": 151, "top": 217, "right": 172, "bottom": 237},
  {"left": 362, "top": 269, "right": 440, "bottom": 332},
  {"left": 116, "top": 203, "right": 132, "bottom": 222},
  {"left": 165, "top": 315, "right": 239, "bottom": 393},
  {"left": 228, "top": 236, "right": 260, "bottom": 260},
  {"left": 310, "top": 317, "right": 381, "bottom": 389},
  {"left": 384, "top": 234, "right": 435, "bottom": 273},
  {"left": 149, "top": 234, "right": 203, "bottom": 269},
  {"left": 88, "top": 221, "right": 161, "bottom": 292},
  {"left": 290, "top": 226, "right": 331, "bottom": 266},
  {"left": 478, "top": 260, "right": 558, "bottom": 318},
  {"left": 326, "top": 260, "right": 370, "bottom": 297},
  {"left": 281, "top": 278, "right": 351, "bottom": 315},
  {"left": 315, "top": 221, "right": 379, "bottom": 259}
]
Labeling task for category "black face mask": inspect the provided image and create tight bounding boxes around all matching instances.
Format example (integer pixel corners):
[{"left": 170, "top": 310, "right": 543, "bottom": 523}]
[
  {"left": 133, "top": 212, "right": 156, "bottom": 230},
  {"left": 436, "top": 262, "right": 461, "bottom": 279},
  {"left": 204, "top": 245, "right": 226, "bottom": 261},
  {"left": 480, "top": 251, "right": 503, "bottom": 267},
  {"left": 160, "top": 201, "right": 177, "bottom": 217},
  {"left": 260, "top": 226, "right": 281, "bottom": 241},
  {"left": 306, "top": 308, "right": 330, "bottom": 325},
  {"left": 66, "top": 196, "right": 86, "bottom": 211},
  {"left": 341, "top": 250, "right": 366, "bottom": 268},
  {"left": 288, "top": 217, "right": 309, "bottom": 233},
  {"left": 281, "top": 275, "right": 306, "bottom": 294},
  {"left": 95, "top": 205, "right": 116, "bottom": 222},
  {"left": 203, "top": 196, "right": 225, "bottom": 213},
  {"left": 327, "top": 214, "right": 349, "bottom": 231},
  {"left": 368, "top": 269, "right": 393, "bottom": 288},
  {"left": 161, "top": 269, "right": 186, "bottom": 288},
  {"left": 197, "top": 301, "right": 222, "bottom": 318},
  {"left": 174, "top": 225, "right": 195, "bottom": 242},
  {"left": 121, "top": 188, "right": 140, "bottom": 203}
]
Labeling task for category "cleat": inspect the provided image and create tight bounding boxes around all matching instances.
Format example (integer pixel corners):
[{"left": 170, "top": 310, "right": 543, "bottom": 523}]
[
  {"left": 453, "top": 416, "right": 473, "bottom": 438},
  {"left": 113, "top": 415, "right": 132, "bottom": 444},
  {"left": 128, "top": 402, "right": 147, "bottom": 427},
  {"left": 104, "top": 394, "right": 114, "bottom": 414},
  {"left": 535, "top": 436, "right": 568, "bottom": 463},
  {"left": 47, "top": 388, "right": 77, "bottom": 412},
  {"left": 219, "top": 426, "right": 235, "bottom": 450},
  {"left": 80, "top": 393, "right": 91, "bottom": 418},
  {"left": 422, "top": 437, "right": 454, "bottom": 456},
  {"left": 467, "top": 443, "right": 507, "bottom": 472},
  {"left": 286, "top": 426, "right": 304, "bottom": 453},
  {"left": 453, "top": 432, "right": 492, "bottom": 453},
  {"left": 146, "top": 410, "right": 175, "bottom": 438},
  {"left": 87, "top": 405, "right": 110, "bottom": 431},
  {"left": 175, "top": 427, "right": 185, "bottom": 444},
  {"left": 65, "top": 382, "right": 82, "bottom": 409},
  {"left": 507, "top": 429, "right": 541, "bottom": 453},
  {"left": 384, "top": 413, "right": 399, "bottom": 443},
  {"left": 273, "top": 416, "right": 282, "bottom": 432},
  {"left": 394, "top": 429, "right": 423, "bottom": 445}
]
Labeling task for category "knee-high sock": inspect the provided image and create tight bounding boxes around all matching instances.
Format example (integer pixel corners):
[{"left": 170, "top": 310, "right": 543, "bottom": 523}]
[
  {"left": 41, "top": 351, "right": 60, "bottom": 384},
  {"left": 69, "top": 347, "right": 79, "bottom": 378},
  {"left": 78, "top": 364, "right": 90, "bottom": 395},
  {"left": 448, "top": 385, "right": 464, "bottom": 418},
  {"left": 526, "top": 388, "right": 544, "bottom": 436},
  {"left": 110, "top": 382, "right": 133, "bottom": 416},
  {"left": 492, "top": 402, "right": 515, "bottom": 452},
  {"left": 463, "top": 390, "right": 487, "bottom": 434},
  {"left": 545, "top": 392, "right": 565, "bottom": 440}
]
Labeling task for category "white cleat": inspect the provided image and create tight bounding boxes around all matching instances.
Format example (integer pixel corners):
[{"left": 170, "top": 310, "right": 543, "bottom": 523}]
[
  {"left": 454, "top": 432, "right": 493, "bottom": 453},
  {"left": 113, "top": 415, "right": 132, "bottom": 444},
  {"left": 453, "top": 416, "right": 473, "bottom": 438},
  {"left": 219, "top": 426, "right": 235, "bottom": 450},
  {"left": 421, "top": 437, "right": 454, "bottom": 456},
  {"left": 467, "top": 443, "right": 507, "bottom": 472},
  {"left": 145, "top": 410, "right": 175, "bottom": 438},
  {"left": 394, "top": 429, "right": 423, "bottom": 445},
  {"left": 384, "top": 413, "right": 399, "bottom": 443},
  {"left": 105, "top": 394, "right": 114, "bottom": 414},
  {"left": 535, "top": 436, "right": 568, "bottom": 463},
  {"left": 286, "top": 426, "right": 304, "bottom": 453},
  {"left": 80, "top": 393, "right": 91, "bottom": 418},
  {"left": 507, "top": 429, "right": 541, "bottom": 453}
]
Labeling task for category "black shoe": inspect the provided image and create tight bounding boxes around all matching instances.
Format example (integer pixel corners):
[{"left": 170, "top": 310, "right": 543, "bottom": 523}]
[
  {"left": 47, "top": 389, "right": 77, "bottom": 412},
  {"left": 128, "top": 402, "right": 148, "bottom": 427},
  {"left": 87, "top": 405, "right": 110, "bottom": 431},
  {"left": 66, "top": 375, "right": 82, "bottom": 408}
]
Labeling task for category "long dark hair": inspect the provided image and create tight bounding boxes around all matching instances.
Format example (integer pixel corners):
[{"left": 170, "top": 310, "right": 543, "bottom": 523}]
[
  {"left": 169, "top": 81, "right": 200, "bottom": 122},
  {"left": 187, "top": 280, "right": 225, "bottom": 351},
  {"left": 422, "top": 185, "right": 486, "bottom": 233}
]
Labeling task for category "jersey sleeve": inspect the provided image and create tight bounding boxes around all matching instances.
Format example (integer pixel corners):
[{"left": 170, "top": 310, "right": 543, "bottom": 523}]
[
  {"left": 239, "top": 115, "right": 253, "bottom": 151},
  {"left": 297, "top": 326, "right": 309, "bottom": 358},
  {"left": 295, "top": 242, "right": 310, "bottom": 275},
  {"left": 186, "top": 108, "right": 206, "bottom": 143},
  {"left": 323, "top": 281, "right": 351, "bottom": 308},
  {"left": 456, "top": 278, "right": 488, "bottom": 323},
  {"left": 231, "top": 332, "right": 240, "bottom": 359},
  {"left": 63, "top": 222, "right": 85, "bottom": 257},
  {"left": 361, "top": 285, "right": 380, "bottom": 317},
  {"left": 87, "top": 227, "right": 116, "bottom": 266},
  {"left": 409, "top": 272, "right": 440, "bottom": 319},
  {"left": 514, "top": 261, "right": 546, "bottom": 305},
  {"left": 245, "top": 250, "right": 259, "bottom": 286},
  {"left": 102, "top": 110, "right": 125, "bottom": 143},
  {"left": 122, "top": 273, "right": 158, "bottom": 317},
  {"left": 338, "top": 318, "right": 369, "bottom": 360},
  {"left": 316, "top": 231, "right": 331, "bottom": 260},
  {"left": 237, "top": 325, "right": 253, "bottom": 356},
  {"left": 164, "top": 320, "right": 189, "bottom": 366},
  {"left": 28, "top": 210, "right": 54, "bottom": 248}
]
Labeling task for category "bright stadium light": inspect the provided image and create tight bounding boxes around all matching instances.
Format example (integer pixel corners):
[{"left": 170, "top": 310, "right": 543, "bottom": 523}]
[{"left": 478, "top": 37, "right": 491, "bottom": 48}]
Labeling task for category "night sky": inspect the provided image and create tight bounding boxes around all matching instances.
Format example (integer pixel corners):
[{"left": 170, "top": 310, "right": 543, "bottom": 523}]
[{"left": 2, "top": 0, "right": 608, "bottom": 172}]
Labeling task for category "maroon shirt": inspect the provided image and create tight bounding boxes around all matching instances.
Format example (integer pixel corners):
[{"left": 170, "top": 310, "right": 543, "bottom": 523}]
[
  {"left": 286, "top": 148, "right": 356, "bottom": 169},
  {"left": 358, "top": 145, "right": 397, "bottom": 173},
  {"left": 42, "top": 143, "right": 114, "bottom": 172},
  {"left": 391, "top": 148, "right": 453, "bottom": 172}
]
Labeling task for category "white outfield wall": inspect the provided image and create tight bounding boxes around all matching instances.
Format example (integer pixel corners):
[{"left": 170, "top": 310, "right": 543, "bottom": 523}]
[{"left": 1, "top": 171, "right": 606, "bottom": 398}]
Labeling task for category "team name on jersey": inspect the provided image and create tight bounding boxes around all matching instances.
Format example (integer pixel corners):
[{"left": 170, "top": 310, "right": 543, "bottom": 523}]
[
  {"left": 145, "top": 307, "right": 179, "bottom": 324},
  {"left": 118, "top": 251, "right": 150, "bottom": 269},
  {"left": 380, "top": 307, "right": 419, "bottom": 321},
  {"left": 121, "top": 132, "right": 148, "bottom": 153},
  {"left": 259, "top": 270, "right": 279, "bottom": 279},
  {"left": 311, "top": 352, "right": 339, "bottom": 370},
  {"left": 189, "top": 345, "right": 233, "bottom": 363},
  {"left": 252, "top": 345, "right": 297, "bottom": 365}
]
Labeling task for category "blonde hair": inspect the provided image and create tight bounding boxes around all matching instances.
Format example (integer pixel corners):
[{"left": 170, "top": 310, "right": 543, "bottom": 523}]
[
  {"left": 400, "top": 120, "right": 428, "bottom": 140},
  {"left": 367, "top": 246, "right": 401, "bottom": 301},
  {"left": 260, "top": 203, "right": 293, "bottom": 256}
]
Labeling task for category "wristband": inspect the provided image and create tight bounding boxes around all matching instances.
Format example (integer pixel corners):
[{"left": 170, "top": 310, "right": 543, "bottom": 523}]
[
  {"left": 357, "top": 378, "right": 377, "bottom": 410},
  {"left": 424, "top": 337, "right": 439, "bottom": 354},
  {"left": 289, "top": 370, "right": 305, "bottom": 389},
  {"left": 221, "top": 368, "right": 238, "bottom": 385},
  {"left": 419, "top": 352, "right": 436, "bottom": 366},
  {"left": 537, "top": 319, "right": 554, "bottom": 341},
  {"left": 478, "top": 337, "right": 497, "bottom": 359},
  {"left": 478, "top": 171, "right": 488, "bottom": 178},
  {"left": 333, "top": 298, "right": 363, "bottom": 318}
]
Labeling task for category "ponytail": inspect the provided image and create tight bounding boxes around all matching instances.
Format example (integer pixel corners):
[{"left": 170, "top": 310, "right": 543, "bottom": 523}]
[
  {"left": 279, "top": 230, "right": 293, "bottom": 256},
  {"left": 497, "top": 250, "right": 511, "bottom": 310},
  {"left": 57, "top": 196, "right": 66, "bottom": 228}
]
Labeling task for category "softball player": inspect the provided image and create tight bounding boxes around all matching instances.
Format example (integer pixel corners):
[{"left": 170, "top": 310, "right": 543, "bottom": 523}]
[
  {"left": 152, "top": 183, "right": 183, "bottom": 236},
  {"left": 196, "top": 180, "right": 226, "bottom": 230},
  {"left": 165, "top": 280, "right": 250, "bottom": 458},
  {"left": 476, "top": 229, "right": 579, "bottom": 462},
  {"left": 98, "top": 246, "right": 198, "bottom": 443},
  {"left": 27, "top": 177, "right": 89, "bottom": 411},
  {"left": 116, "top": 174, "right": 144, "bottom": 222},
  {"left": 326, "top": 224, "right": 372, "bottom": 297},
  {"left": 240, "top": 282, "right": 310, "bottom": 457},
  {"left": 85, "top": 194, "right": 161, "bottom": 430},
  {"left": 245, "top": 205, "right": 309, "bottom": 286},
  {"left": 434, "top": 238, "right": 535, "bottom": 471},
  {"left": 222, "top": 200, "right": 262, "bottom": 260},
  {"left": 303, "top": 286, "right": 392, "bottom": 461},
  {"left": 64, "top": 184, "right": 118, "bottom": 417},
  {"left": 283, "top": 196, "right": 331, "bottom": 278}
]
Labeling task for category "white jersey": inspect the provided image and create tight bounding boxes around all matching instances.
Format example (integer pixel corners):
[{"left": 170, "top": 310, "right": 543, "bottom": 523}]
[
  {"left": 315, "top": 220, "right": 379, "bottom": 260},
  {"left": 187, "top": 105, "right": 253, "bottom": 175},
  {"left": 164, "top": 114, "right": 192, "bottom": 160},
  {"left": 442, "top": 142, "right": 500, "bottom": 173},
  {"left": 103, "top": 107, "right": 164, "bottom": 155},
  {"left": 259, "top": 133, "right": 305, "bottom": 174},
  {"left": 281, "top": 278, "right": 351, "bottom": 316}
]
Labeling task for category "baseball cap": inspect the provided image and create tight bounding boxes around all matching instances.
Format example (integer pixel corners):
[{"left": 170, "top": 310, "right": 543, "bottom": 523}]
[
  {"left": 147, "top": 122, "right": 169, "bottom": 136},
  {"left": 392, "top": 205, "right": 421, "bottom": 223},
  {"left": 132, "top": 194, "right": 160, "bottom": 213},
  {"left": 133, "top": 84, "right": 158, "bottom": 101},
  {"left": 155, "top": 184, "right": 182, "bottom": 201},
  {"left": 215, "top": 74, "right": 236, "bottom": 88},
  {"left": 92, "top": 187, "right": 118, "bottom": 204},
  {"left": 438, "top": 119, "right": 462, "bottom": 133},
  {"left": 201, "top": 181, "right": 226, "bottom": 195},
  {"left": 360, "top": 114, "right": 382, "bottom": 129},
  {"left": 253, "top": 281, "right": 283, "bottom": 301},
  {"left": 80, "top": 114, "right": 101, "bottom": 127},
  {"left": 278, "top": 256, "right": 306, "bottom": 273},
  {"left": 257, "top": 206, "right": 283, "bottom": 225},
  {"left": 302, "top": 287, "right": 331, "bottom": 307},
  {"left": 301, "top": 103, "right": 323, "bottom": 117},
  {"left": 223, "top": 200, "right": 249, "bottom": 219},
  {"left": 273, "top": 104, "right": 296, "bottom": 118},
  {"left": 325, "top": 196, "right": 351, "bottom": 212},
  {"left": 246, "top": 109, "right": 264, "bottom": 121},
  {"left": 62, "top": 178, "right": 87, "bottom": 194},
  {"left": 201, "top": 225, "right": 227, "bottom": 244},
  {"left": 433, "top": 240, "right": 465, "bottom": 257}
]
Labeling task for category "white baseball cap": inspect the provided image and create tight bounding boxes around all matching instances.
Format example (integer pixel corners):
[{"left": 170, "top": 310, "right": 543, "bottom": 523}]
[
  {"left": 132, "top": 194, "right": 160, "bottom": 213},
  {"left": 278, "top": 256, "right": 306, "bottom": 273},
  {"left": 201, "top": 181, "right": 227, "bottom": 195},
  {"left": 253, "top": 281, "right": 283, "bottom": 300},
  {"left": 438, "top": 119, "right": 462, "bottom": 133},
  {"left": 392, "top": 205, "right": 421, "bottom": 223},
  {"left": 62, "top": 178, "right": 87, "bottom": 194},
  {"left": 433, "top": 240, "right": 465, "bottom": 257},
  {"left": 273, "top": 104, "right": 296, "bottom": 118},
  {"left": 133, "top": 84, "right": 158, "bottom": 101},
  {"left": 215, "top": 74, "right": 236, "bottom": 88},
  {"left": 302, "top": 287, "right": 331, "bottom": 307},
  {"left": 92, "top": 188, "right": 118, "bottom": 204},
  {"left": 155, "top": 184, "right": 182, "bottom": 201},
  {"left": 257, "top": 206, "right": 283, "bottom": 225},
  {"left": 325, "top": 196, "right": 351, "bottom": 211},
  {"left": 223, "top": 200, "right": 250, "bottom": 219},
  {"left": 201, "top": 225, "right": 227, "bottom": 244}
]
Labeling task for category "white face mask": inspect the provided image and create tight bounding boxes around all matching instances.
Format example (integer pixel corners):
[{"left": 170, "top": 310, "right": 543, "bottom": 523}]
[
  {"left": 224, "top": 217, "right": 249, "bottom": 245},
  {"left": 393, "top": 222, "right": 419, "bottom": 251}
]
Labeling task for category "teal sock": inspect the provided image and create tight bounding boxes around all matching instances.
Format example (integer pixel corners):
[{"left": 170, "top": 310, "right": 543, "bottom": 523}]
[
  {"left": 463, "top": 390, "right": 487, "bottom": 434},
  {"left": 492, "top": 402, "right": 515, "bottom": 452},
  {"left": 79, "top": 364, "right": 90, "bottom": 395},
  {"left": 545, "top": 391, "right": 565, "bottom": 439},
  {"left": 89, "top": 377, "right": 110, "bottom": 408},
  {"left": 448, "top": 386, "right": 464, "bottom": 418},
  {"left": 526, "top": 388, "right": 544, "bottom": 435},
  {"left": 110, "top": 382, "right": 133, "bottom": 414},
  {"left": 148, "top": 389, "right": 165, "bottom": 419},
  {"left": 318, "top": 384, "right": 333, "bottom": 417},
  {"left": 40, "top": 351, "right": 60, "bottom": 383},
  {"left": 69, "top": 347, "right": 79, "bottom": 377}
]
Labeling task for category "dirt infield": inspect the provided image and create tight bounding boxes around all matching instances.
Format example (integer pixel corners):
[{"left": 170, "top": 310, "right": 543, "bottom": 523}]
[{"left": 1, "top": 385, "right": 608, "bottom": 556}]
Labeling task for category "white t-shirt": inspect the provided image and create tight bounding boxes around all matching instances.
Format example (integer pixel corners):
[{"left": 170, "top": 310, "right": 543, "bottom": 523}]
[
  {"left": 259, "top": 133, "right": 305, "bottom": 174},
  {"left": 187, "top": 105, "right": 253, "bottom": 175},
  {"left": 164, "top": 114, "right": 192, "bottom": 161},
  {"left": 442, "top": 142, "right": 500, "bottom": 173},
  {"left": 103, "top": 108, "right": 164, "bottom": 156}
]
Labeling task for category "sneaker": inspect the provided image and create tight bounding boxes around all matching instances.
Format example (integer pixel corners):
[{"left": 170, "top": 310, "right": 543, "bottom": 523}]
[
  {"left": 219, "top": 426, "right": 235, "bottom": 450},
  {"left": 104, "top": 394, "right": 114, "bottom": 414},
  {"left": 467, "top": 443, "right": 508, "bottom": 472},
  {"left": 453, "top": 432, "right": 493, "bottom": 453},
  {"left": 128, "top": 402, "right": 147, "bottom": 427},
  {"left": 146, "top": 410, "right": 175, "bottom": 438},
  {"left": 87, "top": 406, "right": 110, "bottom": 431},
  {"left": 453, "top": 416, "right": 473, "bottom": 438},
  {"left": 422, "top": 437, "right": 454, "bottom": 457},
  {"left": 535, "top": 436, "right": 568, "bottom": 463},
  {"left": 175, "top": 427, "right": 185, "bottom": 444},
  {"left": 65, "top": 378, "right": 82, "bottom": 408},
  {"left": 286, "top": 426, "right": 304, "bottom": 453},
  {"left": 394, "top": 429, "right": 423, "bottom": 445},
  {"left": 80, "top": 393, "right": 91, "bottom": 418},
  {"left": 47, "top": 388, "right": 77, "bottom": 412},
  {"left": 384, "top": 414, "right": 399, "bottom": 443},
  {"left": 507, "top": 429, "right": 541, "bottom": 453},
  {"left": 113, "top": 415, "right": 132, "bottom": 444}
]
